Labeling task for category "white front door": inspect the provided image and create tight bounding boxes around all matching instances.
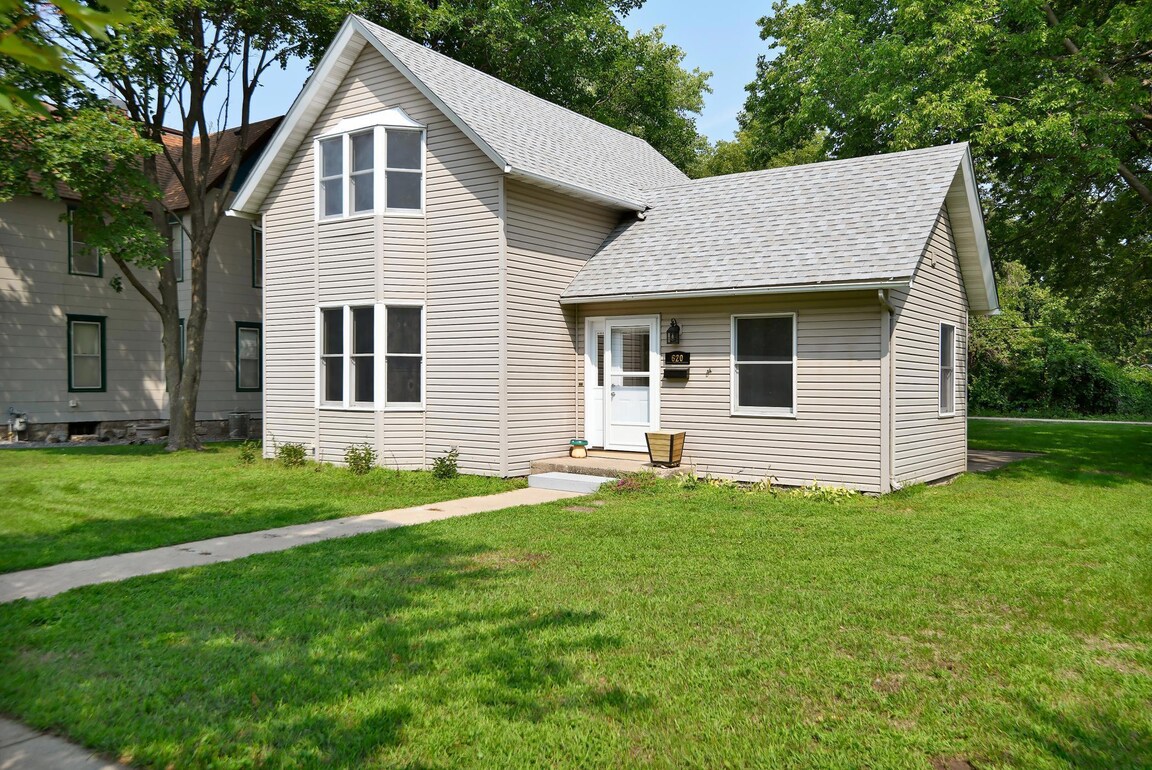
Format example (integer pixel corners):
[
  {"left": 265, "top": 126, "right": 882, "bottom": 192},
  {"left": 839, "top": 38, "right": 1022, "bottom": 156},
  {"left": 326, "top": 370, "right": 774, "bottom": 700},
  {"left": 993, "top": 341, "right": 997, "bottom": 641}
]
[{"left": 585, "top": 316, "right": 659, "bottom": 451}]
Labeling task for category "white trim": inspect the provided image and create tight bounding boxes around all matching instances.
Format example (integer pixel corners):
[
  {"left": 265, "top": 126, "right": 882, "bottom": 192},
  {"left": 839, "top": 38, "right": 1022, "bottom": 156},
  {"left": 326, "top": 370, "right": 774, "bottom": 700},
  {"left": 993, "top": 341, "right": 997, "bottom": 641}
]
[
  {"left": 730, "top": 312, "right": 798, "bottom": 418},
  {"left": 560, "top": 279, "right": 911, "bottom": 306},
  {"left": 938, "top": 321, "right": 957, "bottom": 417},
  {"left": 321, "top": 106, "right": 425, "bottom": 137},
  {"left": 957, "top": 149, "right": 999, "bottom": 314},
  {"left": 314, "top": 126, "right": 425, "bottom": 222},
  {"left": 601, "top": 314, "right": 661, "bottom": 451},
  {"left": 382, "top": 302, "right": 426, "bottom": 412},
  {"left": 583, "top": 316, "right": 605, "bottom": 447}
]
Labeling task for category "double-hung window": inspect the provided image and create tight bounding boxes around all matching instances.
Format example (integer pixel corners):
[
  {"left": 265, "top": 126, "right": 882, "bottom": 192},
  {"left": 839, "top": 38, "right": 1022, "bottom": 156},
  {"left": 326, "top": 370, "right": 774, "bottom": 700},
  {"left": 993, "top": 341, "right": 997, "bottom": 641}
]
[
  {"left": 316, "top": 111, "right": 425, "bottom": 220},
  {"left": 251, "top": 225, "right": 263, "bottom": 288},
  {"left": 318, "top": 304, "right": 424, "bottom": 409},
  {"left": 168, "top": 215, "right": 186, "bottom": 282},
  {"left": 67, "top": 207, "right": 101, "bottom": 276},
  {"left": 732, "top": 314, "right": 796, "bottom": 416},
  {"left": 236, "top": 322, "right": 262, "bottom": 392},
  {"left": 939, "top": 323, "right": 956, "bottom": 416},
  {"left": 67, "top": 314, "right": 106, "bottom": 392}
]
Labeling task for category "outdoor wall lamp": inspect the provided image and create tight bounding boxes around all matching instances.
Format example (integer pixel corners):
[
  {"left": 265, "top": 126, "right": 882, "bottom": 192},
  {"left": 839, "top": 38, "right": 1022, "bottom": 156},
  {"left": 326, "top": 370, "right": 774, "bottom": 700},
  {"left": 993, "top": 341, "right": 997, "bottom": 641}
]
[{"left": 666, "top": 318, "right": 681, "bottom": 345}]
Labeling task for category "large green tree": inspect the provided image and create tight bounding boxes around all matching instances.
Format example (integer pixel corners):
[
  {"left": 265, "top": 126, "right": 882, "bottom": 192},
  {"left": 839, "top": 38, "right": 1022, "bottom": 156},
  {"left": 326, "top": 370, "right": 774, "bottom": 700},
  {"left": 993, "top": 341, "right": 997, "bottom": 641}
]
[{"left": 740, "top": 0, "right": 1152, "bottom": 360}]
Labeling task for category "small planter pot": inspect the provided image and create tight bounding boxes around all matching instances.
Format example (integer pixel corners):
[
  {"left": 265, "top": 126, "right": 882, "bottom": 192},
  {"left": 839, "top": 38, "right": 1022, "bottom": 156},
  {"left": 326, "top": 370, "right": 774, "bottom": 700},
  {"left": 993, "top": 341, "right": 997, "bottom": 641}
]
[
  {"left": 569, "top": 439, "right": 589, "bottom": 459},
  {"left": 645, "top": 430, "right": 685, "bottom": 467}
]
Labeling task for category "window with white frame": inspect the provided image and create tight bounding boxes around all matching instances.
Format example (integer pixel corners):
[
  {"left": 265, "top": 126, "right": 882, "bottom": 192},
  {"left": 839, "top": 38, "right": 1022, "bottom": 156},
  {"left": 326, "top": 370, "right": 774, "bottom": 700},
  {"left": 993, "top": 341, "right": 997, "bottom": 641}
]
[
  {"left": 732, "top": 314, "right": 796, "bottom": 415},
  {"left": 316, "top": 124, "right": 424, "bottom": 220},
  {"left": 67, "top": 314, "right": 105, "bottom": 392},
  {"left": 939, "top": 323, "right": 956, "bottom": 415},
  {"left": 168, "top": 215, "right": 186, "bottom": 282},
  {"left": 319, "top": 304, "right": 424, "bottom": 408}
]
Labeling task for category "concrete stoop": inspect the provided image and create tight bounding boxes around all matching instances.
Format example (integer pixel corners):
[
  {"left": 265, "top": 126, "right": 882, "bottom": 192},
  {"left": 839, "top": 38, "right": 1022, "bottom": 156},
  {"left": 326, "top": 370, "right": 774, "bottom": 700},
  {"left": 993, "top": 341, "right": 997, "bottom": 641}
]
[{"left": 527, "top": 472, "right": 617, "bottom": 494}]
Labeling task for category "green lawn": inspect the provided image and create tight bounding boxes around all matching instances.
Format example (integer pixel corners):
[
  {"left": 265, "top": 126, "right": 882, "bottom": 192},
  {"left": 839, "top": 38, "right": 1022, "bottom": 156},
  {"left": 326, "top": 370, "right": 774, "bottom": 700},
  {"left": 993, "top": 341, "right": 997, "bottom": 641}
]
[
  {"left": 1, "top": 422, "right": 1150, "bottom": 768},
  {"left": 0, "top": 443, "right": 522, "bottom": 573}
]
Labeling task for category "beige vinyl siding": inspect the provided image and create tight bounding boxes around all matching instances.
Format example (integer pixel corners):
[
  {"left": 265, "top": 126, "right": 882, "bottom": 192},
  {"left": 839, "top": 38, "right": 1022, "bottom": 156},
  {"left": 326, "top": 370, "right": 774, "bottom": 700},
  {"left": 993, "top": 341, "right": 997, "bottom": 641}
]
[
  {"left": 0, "top": 195, "right": 258, "bottom": 429},
  {"left": 259, "top": 45, "right": 504, "bottom": 472},
  {"left": 578, "top": 292, "right": 885, "bottom": 492},
  {"left": 890, "top": 208, "right": 968, "bottom": 484},
  {"left": 504, "top": 180, "right": 622, "bottom": 474}
]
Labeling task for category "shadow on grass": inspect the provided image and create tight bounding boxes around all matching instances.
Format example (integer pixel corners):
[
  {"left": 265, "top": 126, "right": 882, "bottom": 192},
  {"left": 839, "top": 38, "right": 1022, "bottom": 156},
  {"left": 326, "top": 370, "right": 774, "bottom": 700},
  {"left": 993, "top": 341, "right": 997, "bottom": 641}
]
[
  {"left": 968, "top": 421, "right": 1152, "bottom": 487},
  {"left": 1, "top": 525, "right": 641, "bottom": 768},
  {"left": 1008, "top": 697, "right": 1152, "bottom": 769},
  {"left": 0, "top": 503, "right": 344, "bottom": 574}
]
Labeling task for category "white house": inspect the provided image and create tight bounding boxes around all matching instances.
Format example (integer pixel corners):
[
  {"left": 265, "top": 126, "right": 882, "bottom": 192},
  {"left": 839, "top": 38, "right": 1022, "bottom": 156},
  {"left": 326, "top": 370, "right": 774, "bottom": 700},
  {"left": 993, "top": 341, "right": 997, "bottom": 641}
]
[{"left": 228, "top": 15, "right": 998, "bottom": 492}]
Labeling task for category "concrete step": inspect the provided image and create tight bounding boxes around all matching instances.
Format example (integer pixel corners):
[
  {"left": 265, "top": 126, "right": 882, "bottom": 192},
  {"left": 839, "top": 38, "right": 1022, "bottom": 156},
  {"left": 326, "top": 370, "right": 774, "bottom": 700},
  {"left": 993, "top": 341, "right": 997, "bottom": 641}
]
[
  {"left": 529, "top": 456, "right": 681, "bottom": 479},
  {"left": 527, "top": 472, "right": 616, "bottom": 494}
]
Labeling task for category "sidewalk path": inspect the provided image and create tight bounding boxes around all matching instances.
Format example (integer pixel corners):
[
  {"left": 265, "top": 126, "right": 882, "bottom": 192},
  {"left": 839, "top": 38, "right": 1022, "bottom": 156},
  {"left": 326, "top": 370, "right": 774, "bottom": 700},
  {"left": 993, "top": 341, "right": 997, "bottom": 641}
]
[
  {"left": 0, "top": 719, "right": 129, "bottom": 770},
  {"left": 0, "top": 487, "right": 580, "bottom": 604},
  {"left": 970, "top": 416, "right": 1152, "bottom": 426}
]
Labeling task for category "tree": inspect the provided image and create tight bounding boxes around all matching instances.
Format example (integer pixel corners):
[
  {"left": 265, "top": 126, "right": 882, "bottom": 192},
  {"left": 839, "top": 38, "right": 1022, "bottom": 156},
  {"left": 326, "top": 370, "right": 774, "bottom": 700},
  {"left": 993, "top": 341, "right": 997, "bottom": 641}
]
[
  {"left": 0, "top": 0, "right": 131, "bottom": 111},
  {"left": 348, "top": 1, "right": 711, "bottom": 171},
  {"left": 32, "top": 0, "right": 350, "bottom": 450},
  {"left": 740, "top": 0, "right": 1152, "bottom": 360}
]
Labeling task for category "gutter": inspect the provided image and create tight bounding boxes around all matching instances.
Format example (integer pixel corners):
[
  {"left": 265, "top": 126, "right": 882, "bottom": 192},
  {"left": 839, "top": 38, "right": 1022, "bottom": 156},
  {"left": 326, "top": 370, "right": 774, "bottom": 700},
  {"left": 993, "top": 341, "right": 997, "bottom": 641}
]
[{"left": 559, "top": 279, "right": 912, "bottom": 305}]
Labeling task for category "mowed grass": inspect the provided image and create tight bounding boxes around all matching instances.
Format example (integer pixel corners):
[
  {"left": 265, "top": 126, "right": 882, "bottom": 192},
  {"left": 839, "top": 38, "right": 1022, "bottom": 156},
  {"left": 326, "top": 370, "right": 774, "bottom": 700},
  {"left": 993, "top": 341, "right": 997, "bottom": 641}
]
[
  {"left": 1, "top": 422, "right": 1150, "bottom": 768},
  {"left": 0, "top": 443, "right": 522, "bottom": 573}
]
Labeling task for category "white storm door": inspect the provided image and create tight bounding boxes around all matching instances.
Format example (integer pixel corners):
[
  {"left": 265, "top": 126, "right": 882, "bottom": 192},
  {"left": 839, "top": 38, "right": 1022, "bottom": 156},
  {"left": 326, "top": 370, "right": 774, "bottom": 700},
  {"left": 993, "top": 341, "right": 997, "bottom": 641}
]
[
  {"left": 584, "top": 318, "right": 606, "bottom": 448},
  {"left": 604, "top": 317, "right": 659, "bottom": 451}
]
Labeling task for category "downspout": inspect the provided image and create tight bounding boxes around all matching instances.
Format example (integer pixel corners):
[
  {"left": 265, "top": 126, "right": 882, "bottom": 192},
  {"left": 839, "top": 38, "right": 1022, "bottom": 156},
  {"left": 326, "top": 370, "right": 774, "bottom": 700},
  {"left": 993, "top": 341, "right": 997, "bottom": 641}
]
[{"left": 877, "top": 289, "right": 900, "bottom": 492}]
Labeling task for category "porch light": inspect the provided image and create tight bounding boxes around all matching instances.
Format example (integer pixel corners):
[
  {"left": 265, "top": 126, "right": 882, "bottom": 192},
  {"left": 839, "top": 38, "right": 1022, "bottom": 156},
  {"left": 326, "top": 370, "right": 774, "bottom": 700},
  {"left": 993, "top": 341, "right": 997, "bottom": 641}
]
[{"left": 666, "top": 318, "right": 681, "bottom": 345}]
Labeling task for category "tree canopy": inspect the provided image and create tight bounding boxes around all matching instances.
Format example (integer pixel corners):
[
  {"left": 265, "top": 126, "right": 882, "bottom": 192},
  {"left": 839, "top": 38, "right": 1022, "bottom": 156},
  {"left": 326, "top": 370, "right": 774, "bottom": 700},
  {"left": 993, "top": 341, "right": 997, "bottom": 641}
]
[{"left": 738, "top": 0, "right": 1152, "bottom": 361}]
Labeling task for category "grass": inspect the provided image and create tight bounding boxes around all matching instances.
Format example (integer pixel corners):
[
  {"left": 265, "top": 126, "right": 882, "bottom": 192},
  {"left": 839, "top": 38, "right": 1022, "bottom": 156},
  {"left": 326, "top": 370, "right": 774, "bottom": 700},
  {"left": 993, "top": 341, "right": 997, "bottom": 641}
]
[
  {"left": 1, "top": 422, "right": 1150, "bottom": 768},
  {"left": 0, "top": 443, "right": 522, "bottom": 573}
]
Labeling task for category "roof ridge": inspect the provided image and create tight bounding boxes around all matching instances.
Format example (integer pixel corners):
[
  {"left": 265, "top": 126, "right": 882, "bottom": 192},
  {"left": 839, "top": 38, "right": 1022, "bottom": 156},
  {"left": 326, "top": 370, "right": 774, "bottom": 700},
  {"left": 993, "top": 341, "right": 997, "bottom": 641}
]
[
  {"left": 354, "top": 15, "right": 658, "bottom": 149},
  {"left": 651, "top": 143, "right": 969, "bottom": 192}
]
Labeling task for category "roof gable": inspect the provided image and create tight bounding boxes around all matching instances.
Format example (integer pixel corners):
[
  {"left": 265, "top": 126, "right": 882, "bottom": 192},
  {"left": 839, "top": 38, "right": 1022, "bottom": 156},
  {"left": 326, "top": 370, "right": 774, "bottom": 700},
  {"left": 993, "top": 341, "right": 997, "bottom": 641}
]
[
  {"left": 230, "top": 15, "right": 686, "bottom": 217},
  {"left": 562, "top": 144, "right": 999, "bottom": 315}
]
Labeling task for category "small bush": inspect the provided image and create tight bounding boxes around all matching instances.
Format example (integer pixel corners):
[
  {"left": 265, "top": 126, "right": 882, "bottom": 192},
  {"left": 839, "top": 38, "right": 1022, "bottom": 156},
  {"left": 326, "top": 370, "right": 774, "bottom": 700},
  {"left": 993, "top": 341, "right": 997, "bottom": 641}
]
[
  {"left": 431, "top": 447, "right": 460, "bottom": 480},
  {"left": 674, "top": 472, "right": 699, "bottom": 490},
  {"left": 238, "top": 440, "right": 260, "bottom": 465},
  {"left": 344, "top": 443, "right": 378, "bottom": 476},
  {"left": 276, "top": 442, "right": 308, "bottom": 468},
  {"left": 790, "top": 479, "right": 859, "bottom": 504},
  {"left": 613, "top": 471, "right": 661, "bottom": 493}
]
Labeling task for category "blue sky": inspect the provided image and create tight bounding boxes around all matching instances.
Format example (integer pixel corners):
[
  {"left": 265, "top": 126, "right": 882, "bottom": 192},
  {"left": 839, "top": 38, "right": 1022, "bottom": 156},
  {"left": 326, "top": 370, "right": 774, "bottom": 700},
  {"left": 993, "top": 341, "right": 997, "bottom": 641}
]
[{"left": 238, "top": 1, "right": 774, "bottom": 144}]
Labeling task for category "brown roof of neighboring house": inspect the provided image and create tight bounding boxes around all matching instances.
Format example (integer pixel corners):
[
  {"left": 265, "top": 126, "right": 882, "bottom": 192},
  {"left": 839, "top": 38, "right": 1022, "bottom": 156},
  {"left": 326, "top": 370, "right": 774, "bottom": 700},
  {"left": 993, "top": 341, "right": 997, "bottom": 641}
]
[{"left": 158, "top": 115, "right": 282, "bottom": 209}]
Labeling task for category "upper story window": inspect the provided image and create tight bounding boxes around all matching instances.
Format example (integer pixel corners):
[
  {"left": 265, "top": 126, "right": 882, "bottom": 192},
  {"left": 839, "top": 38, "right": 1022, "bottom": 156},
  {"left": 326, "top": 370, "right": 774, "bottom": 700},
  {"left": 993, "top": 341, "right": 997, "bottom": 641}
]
[
  {"left": 251, "top": 225, "right": 263, "bottom": 289},
  {"left": 316, "top": 108, "right": 426, "bottom": 220},
  {"left": 731, "top": 313, "right": 796, "bottom": 417},
  {"left": 67, "top": 207, "right": 101, "bottom": 277},
  {"left": 168, "top": 215, "right": 186, "bottom": 282}
]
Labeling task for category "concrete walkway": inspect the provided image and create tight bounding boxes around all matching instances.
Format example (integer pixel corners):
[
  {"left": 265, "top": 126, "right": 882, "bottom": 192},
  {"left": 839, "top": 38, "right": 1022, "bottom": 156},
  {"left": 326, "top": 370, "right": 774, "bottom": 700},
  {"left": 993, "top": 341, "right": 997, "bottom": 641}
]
[
  {"left": 0, "top": 719, "right": 128, "bottom": 770},
  {"left": 0, "top": 487, "right": 580, "bottom": 604}
]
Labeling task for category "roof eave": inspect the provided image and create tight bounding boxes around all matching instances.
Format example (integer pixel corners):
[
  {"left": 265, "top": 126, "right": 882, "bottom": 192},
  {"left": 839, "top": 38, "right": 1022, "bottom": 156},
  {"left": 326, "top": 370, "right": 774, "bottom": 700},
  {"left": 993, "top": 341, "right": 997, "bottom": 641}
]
[
  {"left": 559, "top": 278, "right": 913, "bottom": 305},
  {"left": 949, "top": 147, "right": 999, "bottom": 314}
]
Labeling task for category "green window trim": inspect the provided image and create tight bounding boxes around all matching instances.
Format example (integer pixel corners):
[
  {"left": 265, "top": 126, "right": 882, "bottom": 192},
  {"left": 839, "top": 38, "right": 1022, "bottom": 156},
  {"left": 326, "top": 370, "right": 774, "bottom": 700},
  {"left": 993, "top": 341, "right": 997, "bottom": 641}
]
[
  {"left": 66, "top": 314, "right": 107, "bottom": 393},
  {"left": 235, "top": 321, "right": 262, "bottom": 392},
  {"left": 67, "top": 206, "right": 102, "bottom": 277}
]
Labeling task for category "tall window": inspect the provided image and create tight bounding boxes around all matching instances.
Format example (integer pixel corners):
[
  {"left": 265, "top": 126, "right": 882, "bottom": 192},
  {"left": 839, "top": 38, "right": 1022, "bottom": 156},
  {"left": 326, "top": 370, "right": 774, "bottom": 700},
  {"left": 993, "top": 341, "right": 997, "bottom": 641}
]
[
  {"left": 318, "top": 305, "right": 423, "bottom": 409},
  {"left": 67, "top": 315, "right": 105, "bottom": 392},
  {"left": 168, "top": 215, "right": 186, "bottom": 282},
  {"left": 251, "top": 225, "right": 263, "bottom": 288},
  {"left": 939, "top": 323, "right": 956, "bottom": 416},
  {"left": 386, "top": 306, "right": 422, "bottom": 405},
  {"left": 316, "top": 127, "right": 424, "bottom": 219},
  {"left": 236, "top": 322, "right": 262, "bottom": 392},
  {"left": 67, "top": 207, "right": 101, "bottom": 276},
  {"left": 732, "top": 314, "right": 796, "bottom": 416}
]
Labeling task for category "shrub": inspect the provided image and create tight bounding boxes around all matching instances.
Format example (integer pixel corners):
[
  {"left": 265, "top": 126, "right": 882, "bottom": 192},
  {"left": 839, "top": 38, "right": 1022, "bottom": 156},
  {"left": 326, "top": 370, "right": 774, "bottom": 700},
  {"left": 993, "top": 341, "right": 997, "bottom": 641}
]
[
  {"left": 344, "top": 443, "right": 377, "bottom": 476},
  {"left": 612, "top": 471, "right": 661, "bottom": 493},
  {"left": 431, "top": 447, "right": 459, "bottom": 480},
  {"left": 790, "top": 479, "right": 859, "bottom": 504},
  {"left": 276, "top": 442, "right": 308, "bottom": 468},
  {"left": 238, "top": 440, "right": 259, "bottom": 465}
]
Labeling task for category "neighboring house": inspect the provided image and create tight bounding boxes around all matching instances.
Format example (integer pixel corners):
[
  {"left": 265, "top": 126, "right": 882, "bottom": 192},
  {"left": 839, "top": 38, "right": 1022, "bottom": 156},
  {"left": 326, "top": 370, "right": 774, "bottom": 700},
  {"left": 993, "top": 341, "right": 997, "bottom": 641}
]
[
  {"left": 0, "top": 118, "right": 279, "bottom": 441},
  {"left": 229, "top": 15, "right": 999, "bottom": 492}
]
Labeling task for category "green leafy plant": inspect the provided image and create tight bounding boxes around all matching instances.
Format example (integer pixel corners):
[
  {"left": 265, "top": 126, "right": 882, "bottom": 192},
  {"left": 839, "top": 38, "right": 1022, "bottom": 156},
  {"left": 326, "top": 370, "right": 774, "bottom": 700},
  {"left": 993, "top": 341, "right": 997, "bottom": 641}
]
[
  {"left": 431, "top": 447, "right": 460, "bottom": 480},
  {"left": 238, "top": 440, "right": 259, "bottom": 465},
  {"left": 613, "top": 471, "right": 660, "bottom": 493},
  {"left": 791, "top": 480, "right": 859, "bottom": 505},
  {"left": 344, "top": 443, "right": 377, "bottom": 476},
  {"left": 674, "top": 472, "right": 699, "bottom": 490},
  {"left": 276, "top": 442, "right": 308, "bottom": 469}
]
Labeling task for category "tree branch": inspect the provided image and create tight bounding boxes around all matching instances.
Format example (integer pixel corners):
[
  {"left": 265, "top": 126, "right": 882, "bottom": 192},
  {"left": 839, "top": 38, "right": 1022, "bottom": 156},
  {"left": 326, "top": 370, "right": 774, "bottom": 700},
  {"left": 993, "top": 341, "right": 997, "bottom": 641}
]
[{"left": 109, "top": 254, "right": 164, "bottom": 314}]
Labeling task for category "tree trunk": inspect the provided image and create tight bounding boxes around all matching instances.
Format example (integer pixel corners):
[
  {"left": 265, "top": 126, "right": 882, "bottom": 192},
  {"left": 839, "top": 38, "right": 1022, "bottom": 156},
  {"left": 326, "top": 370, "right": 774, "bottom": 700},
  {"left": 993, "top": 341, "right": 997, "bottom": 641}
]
[{"left": 166, "top": 230, "right": 209, "bottom": 451}]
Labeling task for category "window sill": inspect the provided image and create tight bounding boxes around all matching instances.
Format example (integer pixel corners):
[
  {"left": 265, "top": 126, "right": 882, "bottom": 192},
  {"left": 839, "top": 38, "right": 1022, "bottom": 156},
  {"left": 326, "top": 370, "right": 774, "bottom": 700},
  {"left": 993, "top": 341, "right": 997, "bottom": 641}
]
[
  {"left": 938, "top": 411, "right": 957, "bottom": 418},
  {"left": 730, "top": 409, "right": 797, "bottom": 419},
  {"left": 317, "top": 405, "right": 426, "bottom": 413},
  {"left": 316, "top": 211, "right": 426, "bottom": 224}
]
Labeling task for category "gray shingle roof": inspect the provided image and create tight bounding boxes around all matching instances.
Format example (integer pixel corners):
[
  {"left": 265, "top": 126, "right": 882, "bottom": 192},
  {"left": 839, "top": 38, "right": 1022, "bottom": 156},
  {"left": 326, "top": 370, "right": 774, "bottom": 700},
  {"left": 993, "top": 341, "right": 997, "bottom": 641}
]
[
  {"left": 562, "top": 144, "right": 970, "bottom": 300},
  {"left": 358, "top": 17, "right": 688, "bottom": 207}
]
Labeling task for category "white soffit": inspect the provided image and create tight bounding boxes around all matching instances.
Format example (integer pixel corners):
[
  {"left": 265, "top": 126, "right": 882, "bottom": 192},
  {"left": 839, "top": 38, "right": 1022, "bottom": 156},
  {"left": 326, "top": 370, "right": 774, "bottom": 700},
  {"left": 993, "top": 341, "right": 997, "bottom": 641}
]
[{"left": 945, "top": 147, "right": 999, "bottom": 315}]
